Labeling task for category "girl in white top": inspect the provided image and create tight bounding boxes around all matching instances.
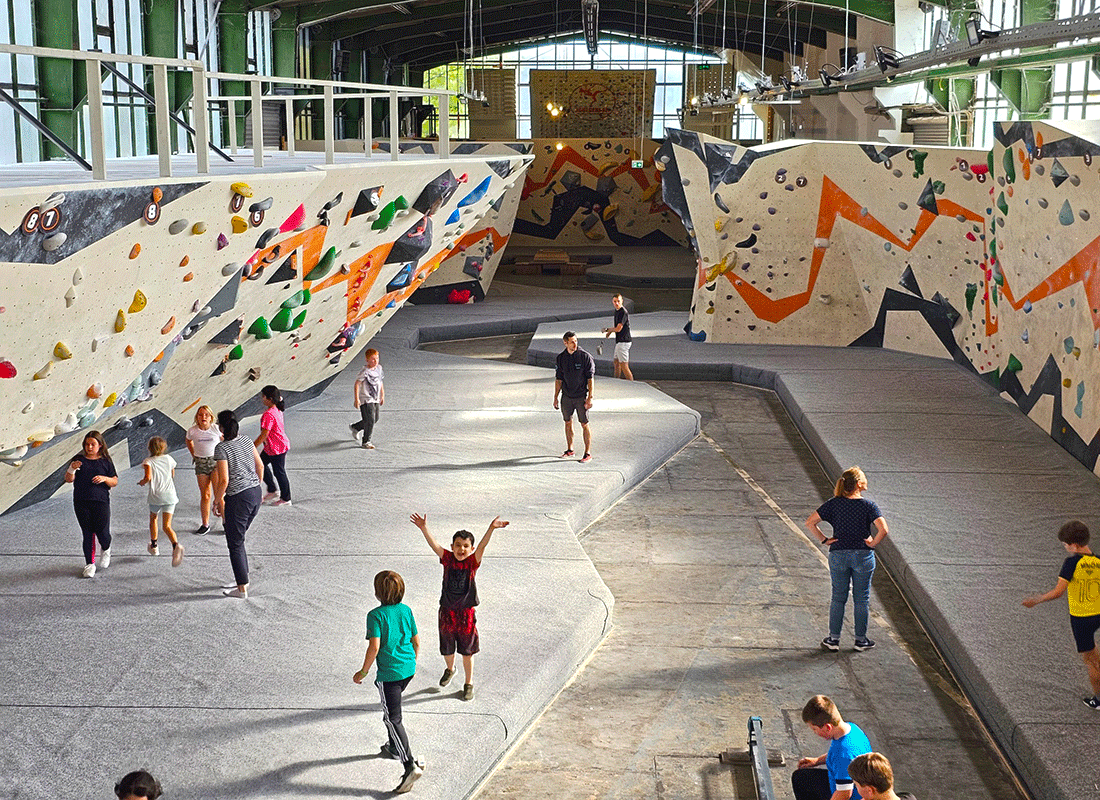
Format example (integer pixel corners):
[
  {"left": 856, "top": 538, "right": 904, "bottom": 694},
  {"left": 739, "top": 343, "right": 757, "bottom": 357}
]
[
  {"left": 186, "top": 405, "right": 222, "bottom": 535},
  {"left": 138, "top": 436, "right": 183, "bottom": 566}
]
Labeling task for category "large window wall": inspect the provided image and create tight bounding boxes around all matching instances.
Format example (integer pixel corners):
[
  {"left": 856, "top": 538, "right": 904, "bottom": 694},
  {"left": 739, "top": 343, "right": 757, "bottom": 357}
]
[{"left": 426, "top": 35, "right": 723, "bottom": 139}]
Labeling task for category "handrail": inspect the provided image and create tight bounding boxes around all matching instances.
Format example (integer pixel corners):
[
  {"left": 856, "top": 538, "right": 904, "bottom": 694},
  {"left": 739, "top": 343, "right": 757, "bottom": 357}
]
[
  {"left": 748, "top": 716, "right": 777, "bottom": 800},
  {"left": 0, "top": 43, "right": 455, "bottom": 178}
]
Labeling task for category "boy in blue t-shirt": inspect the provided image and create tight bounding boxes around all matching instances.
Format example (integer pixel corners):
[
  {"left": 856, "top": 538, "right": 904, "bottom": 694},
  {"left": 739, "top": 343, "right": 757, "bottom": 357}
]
[
  {"left": 1022, "top": 519, "right": 1100, "bottom": 710},
  {"left": 353, "top": 570, "right": 423, "bottom": 793},
  {"left": 792, "top": 695, "right": 873, "bottom": 800}
]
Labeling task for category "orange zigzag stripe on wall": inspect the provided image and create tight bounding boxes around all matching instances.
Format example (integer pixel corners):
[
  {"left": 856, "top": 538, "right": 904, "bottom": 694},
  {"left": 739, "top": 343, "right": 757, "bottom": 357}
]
[
  {"left": 722, "top": 177, "right": 985, "bottom": 325},
  {"left": 522, "top": 146, "right": 655, "bottom": 200},
  {"left": 999, "top": 234, "right": 1100, "bottom": 331}
]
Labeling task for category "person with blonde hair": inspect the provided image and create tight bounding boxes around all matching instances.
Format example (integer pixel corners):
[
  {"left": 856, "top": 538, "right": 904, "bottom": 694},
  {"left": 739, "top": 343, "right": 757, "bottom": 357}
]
[
  {"left": 806, "top": 467, "right": 889, "bottom": 651},
  {"left": 137, "top": 436, "right": 183, "bottom": 566},
  {"left": 185, "top": 405, "right": 221, "bottom": 535}
]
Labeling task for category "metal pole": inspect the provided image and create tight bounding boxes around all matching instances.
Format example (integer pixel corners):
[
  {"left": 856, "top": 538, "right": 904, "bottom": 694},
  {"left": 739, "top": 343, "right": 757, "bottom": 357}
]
[
  {"left": 192, "top": 66, "right": 210, "bottom": 174},
  {"left": 284, "top": 97, "right": 295, "bottom": 156},
  {"left": 324, "top": 84, "right": 335, "bottom": 164},
  {"left": 251, "top": 78, "right": 264, "bottom": 168},
  {"left": 438, "top": 95, "right": 450, "bottom": 159},
  {"left": 153, "top": 63, "right": 173, "bottom": 177},
  {"left": 228, "top": 98, "right": 237, "bottom": 153},
  {"left": 389, "top": 89, "right": 399, "bottom": 161},
  {"left": 84, "top": 58, "right": 107, "bottom": 180}
]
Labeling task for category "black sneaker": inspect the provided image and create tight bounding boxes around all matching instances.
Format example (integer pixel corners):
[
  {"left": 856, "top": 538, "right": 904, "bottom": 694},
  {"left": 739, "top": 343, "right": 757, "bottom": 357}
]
[
  {"left": 462, "top": 683, "right": 474, "bottom": 701},
  {"left": 439, "top": 667, "right": 455, "bottom": 687},
  {"left": 379, "top": 742, "right": 400, "bottom": 760},
  {"left": 821, "top": 636, "right": 840, "bottom": 651},
  {"left": 195, "top": 525, "right": 209, "bottom": 536},
  {"left": 854, "top": 638, "right": 876, "bottom": 651},
  {"left": 394, "top": 760, "right": 424, "bottom": 793},
  {"left": 1084, "top": 696, "right": 1100, "bottom": 710}
]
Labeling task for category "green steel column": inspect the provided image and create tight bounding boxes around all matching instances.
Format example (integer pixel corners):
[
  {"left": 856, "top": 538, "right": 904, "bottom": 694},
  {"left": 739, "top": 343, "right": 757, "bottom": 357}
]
[
  {"left": 218, "top": 0, "right": 249, "bottom": 145},
  {"left": 993, "top": 0, "right": 1055, "bottom": 119},
  {"left": 271, "top": 8, "right": 299, "bottom": 147},
  {"left": 35, "top": 0, "right": 79, "bottom": 160},
  {"left": 368, "top": 53, "right": 387, "bottom": 138},
  {"left": 144, "top": 0, "right": 180, "bottom": 151},
  {"left": 308, "top": 23, "right": 334, "bottom": 139},
  {"left": 342, "top": 36, "right": 367, "bottom": 140}
]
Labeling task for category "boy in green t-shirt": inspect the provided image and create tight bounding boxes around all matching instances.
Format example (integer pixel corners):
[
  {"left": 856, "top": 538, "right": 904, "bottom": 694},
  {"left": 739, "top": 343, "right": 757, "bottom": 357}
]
[
  {"left": 1023, "top": 520, "right": 1100, "bottom": 710},
  {"left": 353, "top": 570, "right": 424, "bottom": 793}
]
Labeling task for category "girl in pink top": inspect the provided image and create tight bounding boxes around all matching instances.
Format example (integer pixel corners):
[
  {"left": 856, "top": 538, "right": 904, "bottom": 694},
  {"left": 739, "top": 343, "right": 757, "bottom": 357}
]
[{"left": 256, "top": 385, "right": 292, "bottom": 506}]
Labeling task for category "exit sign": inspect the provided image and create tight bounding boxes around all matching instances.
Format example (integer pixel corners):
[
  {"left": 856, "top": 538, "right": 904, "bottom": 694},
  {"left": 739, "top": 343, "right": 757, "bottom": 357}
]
[
  {"left": 697, "top": 64, "right": 711, "bottom": 70},
  {"left": 631, "top": 159, "right": 644, "bottom": 168}
]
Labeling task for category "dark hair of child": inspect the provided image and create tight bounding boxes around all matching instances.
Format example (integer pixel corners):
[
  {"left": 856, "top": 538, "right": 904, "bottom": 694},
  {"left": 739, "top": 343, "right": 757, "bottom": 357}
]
[
  {"left": 82, "top": 430, "right": 113, "bottom": 463},
  {"left": 375, "top": 570, "right": 405, "bottom": 605},
  {"left": 115, "top": 770, "right": 162, "bottom": 800},
  {"left": 1058, "top": 520, "right": 1090, "bottom": 546},
  {"left": 452, "top": 530, "right": 475, "bottom": 545},
  {"left": 217, "top": 409, "right": 240, "bottom": 440},
  {"left": 261, "top": 384, "right": 286, "bottom": 411},
  {"left": 801, "top": 694, "right": 842, "bottom": 727}
]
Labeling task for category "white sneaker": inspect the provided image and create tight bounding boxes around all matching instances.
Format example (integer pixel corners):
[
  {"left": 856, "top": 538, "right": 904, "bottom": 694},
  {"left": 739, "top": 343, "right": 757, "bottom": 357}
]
[
  {"left": 147, "top": 542, "right": 159, "bottom": 556},
  {"left": 81, "top": 563, "right": 96, "bottom": 578},
  {"left": 273, "top": 499, "right": 292, "bottom": 506},
  {"left": 394, "top": 760, "right": 424, "bottom": 794},
  {"left": 100, "top": 548, "right": 111, "bottom": 569},
  {"left": 350, "top": 424, "right": 362, "bottom": 443},
  {"left": 171, "top": 543, "right": 184, "bottom": 567},
  {"left": 223, "top": 586, "right": 248, "bottom": 598},
  {"left": 363, "top": 441, "right": 375, "bottom": 449}
]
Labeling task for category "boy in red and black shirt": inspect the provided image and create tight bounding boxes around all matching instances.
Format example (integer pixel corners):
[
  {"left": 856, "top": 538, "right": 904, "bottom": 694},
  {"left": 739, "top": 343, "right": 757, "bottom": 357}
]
[{"left": 411, "top": 512, "right": 509, "bottom": 701}]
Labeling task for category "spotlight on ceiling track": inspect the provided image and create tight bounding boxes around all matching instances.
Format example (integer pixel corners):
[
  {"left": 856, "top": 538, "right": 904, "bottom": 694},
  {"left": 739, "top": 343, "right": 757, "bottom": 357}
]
[
  {"left": 818, "top": 65, "right": 844, "bottom": 88},
  {"left": 965, "top": 12, "right": 999, "bottom": 65},
  {"left": 874, "top": 46, "right": 901, "bottom": 73}
]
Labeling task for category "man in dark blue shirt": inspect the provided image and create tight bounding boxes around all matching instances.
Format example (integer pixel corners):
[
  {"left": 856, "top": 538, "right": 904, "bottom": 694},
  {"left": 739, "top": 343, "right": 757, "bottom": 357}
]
[{"left": 553, "top": 332, "right": 595, "bottom": 463}]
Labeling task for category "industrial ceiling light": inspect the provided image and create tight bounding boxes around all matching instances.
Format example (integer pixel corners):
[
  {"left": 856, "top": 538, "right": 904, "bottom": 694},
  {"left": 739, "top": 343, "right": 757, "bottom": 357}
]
[
  {"left": 582, "top": 0, "right": 599, "bottom": 56},
  {"left": 874, "top": 45, "right": 901, "bottom": 73},
  {"left": 818, "top": 65, "right": 843, "bottom": 88}
]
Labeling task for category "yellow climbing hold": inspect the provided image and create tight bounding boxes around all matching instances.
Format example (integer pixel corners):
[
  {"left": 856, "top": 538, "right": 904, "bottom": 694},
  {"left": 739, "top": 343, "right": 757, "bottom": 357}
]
[
  {"left": 715, "top": 219, "right": 726, "bottom": 232},
  {"left": 104, "top": 392, "right": 117, "bottom": 408},
  {"left": 597, "top": 162, "right": 617, "bottom": 176},
  {"left": 115, "top": 310, "right": 127, "bottom": 333},
  {"left": 231, "top": 216, "right": 248, "bottom": 233},
  {"left": 601, "top": 204, "right": 619, "bottom": 221},
  {"left": 33, "top": 362, "right": 52, "bottom": 380},
  {"left": 641, "top": 183, "right": 661, "bottom": 202},
  {"left": 129, "top": 290, "right": 147, "bottom": 314},
  {"left": 231, "top": 182, "right": 253, "bottom": 198},
  {"left": 703, "top": 255, "right": 732, "bottom": 284},
  {"left": 584, "top": 228, "right": 604, "bottom": 241},
  {"left": 53, "top": 342, "right": 73, "bottom": 360},
  {"left": 192, "top": 221, "right": 207, "bottom": 234}
]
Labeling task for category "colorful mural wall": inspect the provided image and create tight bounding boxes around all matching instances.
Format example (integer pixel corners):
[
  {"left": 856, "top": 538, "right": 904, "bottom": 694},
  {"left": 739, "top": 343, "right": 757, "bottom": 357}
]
[
  {"left": 0, "top": 153, "right": 532, "bottom": 513},
  {"left": 658, "top": 122, "right": 1100, "bottom": 472},
  {"left": 512, "top": 138, "right": 689, "bottom": 248}
]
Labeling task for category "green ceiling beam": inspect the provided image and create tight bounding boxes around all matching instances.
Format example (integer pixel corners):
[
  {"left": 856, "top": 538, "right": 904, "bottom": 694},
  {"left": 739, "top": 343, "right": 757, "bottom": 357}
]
[{"left": 990, "top": 67, "right": 1052, "bottom": 118}]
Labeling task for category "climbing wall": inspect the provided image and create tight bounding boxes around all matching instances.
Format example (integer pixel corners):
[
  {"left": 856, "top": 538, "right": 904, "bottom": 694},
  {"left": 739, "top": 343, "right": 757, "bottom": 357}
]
[
  {"left": 0, "top": 154, "right": 532, "bottom": 513},
  {"left": 529, "top": 70, "right": 655, "bottom": 139},
  {"left": 658, "top": 121, "right": 1100, "bottom": 472},
  {"left": 511, "top": 138, "right": 689, "bottom": 248}
]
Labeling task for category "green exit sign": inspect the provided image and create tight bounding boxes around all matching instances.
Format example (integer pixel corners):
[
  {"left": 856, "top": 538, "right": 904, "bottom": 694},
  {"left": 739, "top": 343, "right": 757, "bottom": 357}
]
[
  {"left": 697, "top": 64, "right": 711, "bottom": 70},
  {"left": 631, "top": 159, "right": 644, "bottom": 168}
]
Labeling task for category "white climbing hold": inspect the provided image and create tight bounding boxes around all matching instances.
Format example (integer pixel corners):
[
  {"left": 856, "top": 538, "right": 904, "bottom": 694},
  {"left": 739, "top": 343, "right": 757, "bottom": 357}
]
[
  {"left": 55, "top": 413, "right": 78, "bottom": 434},
  {"left": 91, "top": 336, "right": 108, "bottom": 352},
  {"left": 818, "top": 294, "right": 833, "bottom": 305},
  {"left": 65, "top": 287, "right": 77, "bottom": 307},
  {"left": 222, "top": 263, "right": 239, "bottom": 276},
  {"left": 33, "top": 362, "right": 52, "bottom": 380},
  {"left": 27, "top": 429, "right": 54, "bottom": 444},
  {"left": 41, "top": 193, "right": 65, "bottom": 212},
  {"left": 72, "top": 268, "right": 84, "bottom": 285},
  {"left": 42, "top": 232, "right": 67, "bottom": 251},
  {"left": 22, "top": 402, "right": 33, "bottom": 414},
  {"left": 0, "top": 445, "right": 28, "bottom": 460},
  {"left": 814, "top": 237, "right": 831, "bottom": 249}
]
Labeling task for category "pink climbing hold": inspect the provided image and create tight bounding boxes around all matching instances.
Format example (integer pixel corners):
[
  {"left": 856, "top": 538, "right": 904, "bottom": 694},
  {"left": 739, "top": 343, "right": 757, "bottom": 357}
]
[
  {"left": 0, "top": 359, "right": 16, "bottom": 378},
  {"left": 280, "top": 204, "right": 306, "bottom": 233},
  {"left": 217, "top": 233, "right": 229, "bottom": 250}
]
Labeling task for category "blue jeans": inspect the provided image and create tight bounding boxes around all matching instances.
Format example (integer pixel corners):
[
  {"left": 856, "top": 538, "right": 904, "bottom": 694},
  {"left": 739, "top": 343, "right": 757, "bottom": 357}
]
[{"left": 828, "top": 548, "right": 876, "bottom": 639}]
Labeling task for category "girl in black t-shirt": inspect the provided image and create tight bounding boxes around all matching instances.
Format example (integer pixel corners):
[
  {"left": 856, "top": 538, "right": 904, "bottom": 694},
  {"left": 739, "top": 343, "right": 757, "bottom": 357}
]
[{"left": 64, "top": 431, "right": 119, "bottom": 578}]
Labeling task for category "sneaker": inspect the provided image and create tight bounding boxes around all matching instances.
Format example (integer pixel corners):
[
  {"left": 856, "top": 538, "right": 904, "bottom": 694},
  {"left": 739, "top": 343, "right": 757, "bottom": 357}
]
[
  {"left": 820, "top": 636, "right": 840, "bottom": 651},
  {"left": 462, "top": 683, "right": 474, "bottom": 701},
  {"left": 100, "top": 548, "right": 111, "bottom": 569},
  {"left": 223, "top": 586, "right": 248, "bottom": 598},
  {"left": 439, "top": 667, "right": 455, "bottom": 687},
  {"left": 579, "top": 453, "right": 592, "bottom": 463},
  {"left": 1084, "top": 696, "right": 1100, "bottom": 710},
  {"left": 363, "top": 440, "right": 375, "bottom": 449},
  {"left": 394, "top": 761, "right": 424, "bottom": 794},
  {"left": 147, "top": 542, "right": 159, "bottom": 556},
  {"left": 273, "top": 499, "right": 292, "bottom": 506},
  {"left": 349, "top": 424, "right": 361, "bottom": 443},
  {"left": 379, "top": 742, "right": 401, "bottom": 760},
  {"left": 854, "top": 637, "right": 876, "bottom": 652},
  {"left": 195, "top": 525, "right": 209, "bottom": 536},
  {"left": 171, "top": 543, "right": 184, "bottom": 567},
  {"left": 560, "top": 449, "right": 575, "bottom": 458},
  {"left": 81, "top": 563, "right": 96, "bottom": 578},
  {"left": 263, "top": 491, "right": 278, "bottom": 502}
]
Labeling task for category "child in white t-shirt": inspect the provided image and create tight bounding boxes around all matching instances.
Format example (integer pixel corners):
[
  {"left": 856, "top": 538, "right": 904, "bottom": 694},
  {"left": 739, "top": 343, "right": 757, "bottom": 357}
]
[
  {"left": 186, "top": 405, "right": 222, "bottom": 535},
  {"left": 138, "top": 436, "right": 183, "bottom": 566}
]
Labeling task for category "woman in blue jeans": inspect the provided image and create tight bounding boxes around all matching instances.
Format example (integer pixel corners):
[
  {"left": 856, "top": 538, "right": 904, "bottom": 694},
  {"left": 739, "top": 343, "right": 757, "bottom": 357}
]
[{"left": 806, "top": 466, "right": 889, "bottom": 652}]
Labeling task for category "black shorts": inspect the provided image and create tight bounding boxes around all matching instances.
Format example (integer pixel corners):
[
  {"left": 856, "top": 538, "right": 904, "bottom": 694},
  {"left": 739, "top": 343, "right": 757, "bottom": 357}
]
[
  {"left": 560, "top": 395, "right": 589, "bottom": 424},
  {"left": 1070, "top": 613, "right": 1100, "bottom": 653},
  {"left": 439, "top": 607, "right": 479, "bottom": 656}
]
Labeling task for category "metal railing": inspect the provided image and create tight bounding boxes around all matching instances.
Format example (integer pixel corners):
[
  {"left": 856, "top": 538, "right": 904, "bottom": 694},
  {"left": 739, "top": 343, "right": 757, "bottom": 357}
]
[
  {"left": 0, "top": 43, "right": 455, "bottom": 180},
  {"left": 748, "top": 716, "right": 777, "bottom": 800}
]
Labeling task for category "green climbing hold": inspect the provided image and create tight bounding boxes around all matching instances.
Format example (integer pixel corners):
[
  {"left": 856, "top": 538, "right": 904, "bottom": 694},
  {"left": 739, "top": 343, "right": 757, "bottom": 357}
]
[
  {"left": 965, "top": 283, "right": 978, "bottom": 315},
  {"left": 1006, "top": 354, "right": 1022, "bottom": 373},
  {"left": 996, "top": 192, "right": 1009, "bottom": 216},
  {"left": 270, "top": 307, "right": 295, "bottom": 332},
  {"left": 394, "top": 195, "right": 409, "bottom": 210},
  {"left": 248, "top": 316, "right": 272, "bottom": 339},
  {"left": 987, "top": 149, "right": 995, "bottom": 175},
  {"left": 911, "top": 150, "right": 928, "bottom": 178},
  {"left": 1059, "top": 199, "right": 1075, "bottom": 226},
  {"left": 1002, "top": 147, "right": 1015, "bottom": 183},
  {"left": 229, "top": 344, "right": 244, "bottom": 360},
  {"left": 932, "top": 180, "right": 945, "bottom": 195},
  {"left": 292, "top": 310, "right": 307, "bottom": 330},
  {"left": 282, "top": 289, "right": 310, "bottom": 309},
  {"left": 372, "top": 201, "right": 397, "bottom": 231},
  {"left": 305, "top": 247, "right": 337, "bottom": 281}
]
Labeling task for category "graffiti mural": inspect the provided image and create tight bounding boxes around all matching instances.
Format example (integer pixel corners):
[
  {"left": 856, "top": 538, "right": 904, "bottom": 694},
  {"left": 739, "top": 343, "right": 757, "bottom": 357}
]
[{"left": 658, "top": 121, "right": 1100, "bottom": 471}]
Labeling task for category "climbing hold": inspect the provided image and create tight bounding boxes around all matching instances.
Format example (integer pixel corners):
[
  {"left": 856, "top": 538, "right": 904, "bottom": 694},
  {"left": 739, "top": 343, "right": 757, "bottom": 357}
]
[
  {"left": 152, "top": 187, "right": 163, "bottom": 203},
  {"left": 128, "top": 290, "right": 147, "bottom": 314},
  {"left": 229, "top": 344, "right": 244, "bottom": 360},
  {"left": 231, "top": 216, "right": 248, "bottom": 234},
  {"left": 281, "top": 289, "right": 310, "bottom": 309},
  {"left": 231, "top": 182, "right": 253, "bottom": 198},
  {"left": 42, "top": 232, "right": 67, "bottom": 251},
  {"left": 247, "top": 367, "right": 261, "bottom": 382},
  {"left": 1059, "top": 200, "right": 1075, "bottom": 225},
  {"left": 129, "top": 243, "right": 141, "bottom": 259},
  {"left": 189, "top": 222, "right": 206, "bottom": 236},
  {"left": 183, "top": 272, "right": 194, "bottom": 282},
  {"left": 27, "top": 429, "right": 54, "bottom": 444},
  {"left": 304, "top": 246, "right": 337, "bottom": 281},
  {"left": 73, "top": 268, "right": 84, "bottom": 285},
  {"left": 248, "top": 316, "right": 272, "bottom": 339},
  {"left": 0, "top": 359, "right": 15, "bottom": 378},
  {"left": 291, "top": 310, "right": 307, "bottom": 330},
  {"left": 270, "top": 307, "right": 294, "bottom": 332},
  {"left": 280, "top": 204, "right": 306, "bottom": 232},
  {"left": 102, "top": 392, "right": 117, "bottom": 408},
  {"left": 88, "top": 382, "right": 103, "bottom": 398},
  {"left": 125, "top": 345, "right": 135, "bottom": 357},
  {"left": 65, "top": 287, "right": 77, "bottom": 307},
  {"left": 372, "top": 201, "right": 398, "bottom": 230},
  {"left": 54, "top": 342, "right": 73, "bottom": 360},
  {"left": 33, "top": 362, "right": 52, "bottom": 380},
  {"left": 222, "top": 263, "right": 240, "bottom": 277},
  {"left": 256, "top": 228, "right": 279, "bottom": 250},
  {"left": 41, "top": 193, "right": 64, "bottom": 212},
  {"left": 161, "top": 317, "right": 175, "bottom": 335},
  {"left": 139, "top": 417, "right": 154, "bottom": 428},
  {"left": 249, "top": 197, "right": 274, "bottom": 213},
  {"left": 115, "top": 310, "right": 127, "bottom": 332},
  {"left": 217, "top": 233, "right": 229, "bottom": 250},
  {"left": 168, "top": 219, "right": 190, "bottom": 235}
]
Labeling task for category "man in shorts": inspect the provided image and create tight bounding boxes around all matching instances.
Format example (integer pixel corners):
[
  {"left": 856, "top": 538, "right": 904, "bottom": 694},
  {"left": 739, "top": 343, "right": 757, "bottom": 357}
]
[
  {"left": 602, "top": 293, "right": 634, "bottom": 381},
  {"left": 553, "top": 331, "right": 595, "bottom": 463}
]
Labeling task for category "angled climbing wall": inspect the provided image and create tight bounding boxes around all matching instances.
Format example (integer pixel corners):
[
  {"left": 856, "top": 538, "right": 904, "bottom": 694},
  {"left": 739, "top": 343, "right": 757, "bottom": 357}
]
[
  {"left": 511, "top": 138, "right": 689, "bottom": 248},
  {"left": 0, "top": 153, "right": 532, "bottom": 514},
  {"left": 658, "top": 121, "right": 1100, "bottom": 473}
]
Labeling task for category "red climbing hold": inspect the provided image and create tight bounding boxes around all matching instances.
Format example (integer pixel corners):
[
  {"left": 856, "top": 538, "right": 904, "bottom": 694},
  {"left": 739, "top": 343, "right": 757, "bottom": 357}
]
[{"left": 0, "top": 359, "right": 16, "bottom": 378}]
